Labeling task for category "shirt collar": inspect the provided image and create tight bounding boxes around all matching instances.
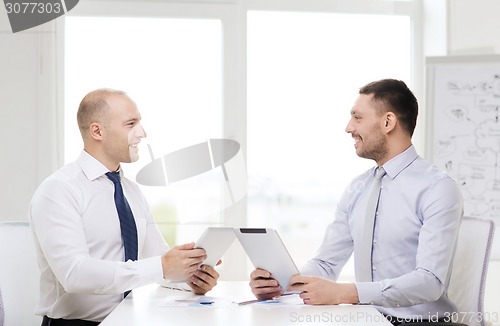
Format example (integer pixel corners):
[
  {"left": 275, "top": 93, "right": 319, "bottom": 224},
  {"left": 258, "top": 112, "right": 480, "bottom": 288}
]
[
  {"left": 380, "top": 145, "right": 419, "bottom": 180},
  {"left": 77, "top": 150, "right": 121, "bottom": 181}
]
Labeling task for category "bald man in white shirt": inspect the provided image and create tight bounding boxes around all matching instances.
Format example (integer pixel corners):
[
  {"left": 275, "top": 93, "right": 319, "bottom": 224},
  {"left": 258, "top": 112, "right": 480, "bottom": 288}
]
[{"left": 30, "top": 89, "right": 219, "bottom": 325}]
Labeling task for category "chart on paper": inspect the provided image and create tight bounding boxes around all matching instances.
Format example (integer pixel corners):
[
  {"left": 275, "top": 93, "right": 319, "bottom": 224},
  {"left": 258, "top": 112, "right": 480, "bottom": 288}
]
[{"left": 427, "top": 56, "right": 500, "bottom": 224}]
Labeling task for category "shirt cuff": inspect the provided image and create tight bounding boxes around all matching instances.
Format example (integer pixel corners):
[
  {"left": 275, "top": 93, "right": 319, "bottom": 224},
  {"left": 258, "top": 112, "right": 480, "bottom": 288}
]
[
  {"left": 355, "top": 281, "right": 383, "bottom": 305},
  {"left": 137, "top": 256, "right": 164, "bottom": 283}
]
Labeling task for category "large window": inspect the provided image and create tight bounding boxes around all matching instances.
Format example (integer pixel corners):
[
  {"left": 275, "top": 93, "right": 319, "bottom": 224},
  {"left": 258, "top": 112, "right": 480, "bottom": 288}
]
[{"left": 64, "top": 16, "right": 223, "bottom": 245}]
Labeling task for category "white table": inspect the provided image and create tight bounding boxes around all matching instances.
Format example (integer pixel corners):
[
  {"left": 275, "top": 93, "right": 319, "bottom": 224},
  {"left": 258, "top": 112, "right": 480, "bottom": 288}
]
[{"left": 100, "top": 281, "right": 392, "bottom": 326}]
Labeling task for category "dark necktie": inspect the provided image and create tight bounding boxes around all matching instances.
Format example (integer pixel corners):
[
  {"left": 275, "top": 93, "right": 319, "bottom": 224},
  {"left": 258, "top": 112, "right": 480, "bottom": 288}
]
[{"left": 106, "top": 171, "right": 138, "bottom": 297}]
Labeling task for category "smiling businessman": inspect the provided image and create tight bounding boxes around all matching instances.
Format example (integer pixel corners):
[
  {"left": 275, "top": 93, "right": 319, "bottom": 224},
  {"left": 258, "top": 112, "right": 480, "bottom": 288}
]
[
  {"left": 250, "top": 79, "right": 463, "bottom": 325},
  {"left": 30, "top": 89, "right": 220, "bottom": 325}
]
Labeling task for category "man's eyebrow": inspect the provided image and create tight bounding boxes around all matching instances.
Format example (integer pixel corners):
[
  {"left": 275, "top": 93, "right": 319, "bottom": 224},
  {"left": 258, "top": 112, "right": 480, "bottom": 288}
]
[{"left": 124, "top": 117, "right": 140, "bottom": 124}]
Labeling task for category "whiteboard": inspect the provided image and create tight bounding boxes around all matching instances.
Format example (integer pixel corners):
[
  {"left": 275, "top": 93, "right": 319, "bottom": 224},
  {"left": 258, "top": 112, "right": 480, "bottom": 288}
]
[{"left": 426, "top": 55, "right": 500, "bottom": 259}]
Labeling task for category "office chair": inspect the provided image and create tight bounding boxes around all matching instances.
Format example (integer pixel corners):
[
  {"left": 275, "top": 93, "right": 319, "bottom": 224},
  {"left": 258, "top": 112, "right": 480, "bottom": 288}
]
[
  {"left": 0, "top": 288, "right": 4, "bottom": 326},
  {"left": 403, "top": 216, "right": 495, "bottom": 326},
  {"left": 0, "top": 221, "right": 41, "bottom": 326}
]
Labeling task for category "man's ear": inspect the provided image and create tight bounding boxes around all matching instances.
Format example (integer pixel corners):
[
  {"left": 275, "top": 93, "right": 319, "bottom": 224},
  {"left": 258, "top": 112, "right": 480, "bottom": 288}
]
[
  {"left": 384, "top": 112, "right": 397, "bottom": 132},
  {"left": 89, "top": 122, "right": 104, "bottom": 141}
]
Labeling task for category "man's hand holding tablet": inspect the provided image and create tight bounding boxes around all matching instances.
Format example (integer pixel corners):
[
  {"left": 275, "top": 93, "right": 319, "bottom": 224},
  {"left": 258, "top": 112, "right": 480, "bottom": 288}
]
[
  {"left": 236, "top": 228, "right": 302, "bottom": 300},
  {"left": 249, "top": 270, "right": 359, "bottom": 305},
  {"left": 249, "top": 268, "right": 284, "bottom": 300},
  {"left": 185, "top": 227, "right": 235, "bottom": 293}
]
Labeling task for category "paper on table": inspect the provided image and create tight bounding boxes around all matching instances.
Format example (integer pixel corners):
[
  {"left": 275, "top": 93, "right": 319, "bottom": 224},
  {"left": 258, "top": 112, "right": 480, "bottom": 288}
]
[
  {"left": 238, "top": 293, "right": 304, "bottom": 306},
  {"left": 158, "top": 295, "right": 233, "bottom": 308}
]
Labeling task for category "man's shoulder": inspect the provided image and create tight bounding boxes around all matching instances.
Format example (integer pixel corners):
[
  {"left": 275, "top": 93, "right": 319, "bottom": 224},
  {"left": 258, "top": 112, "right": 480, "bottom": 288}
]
[
  {"left": 35, "top": 161, "right": 85, "bottom": 193},
  {"left": 413, "top": 157, "right": 452, "bottom": 180},
  {"left": 404, "top": 157, "right": 460, "bottom": 193}
]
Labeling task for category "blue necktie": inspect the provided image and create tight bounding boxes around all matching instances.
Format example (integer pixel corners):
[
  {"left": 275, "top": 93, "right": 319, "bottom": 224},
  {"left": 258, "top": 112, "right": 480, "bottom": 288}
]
[{"left": 106, "top": 171, "right": 138, "bottom": 297}]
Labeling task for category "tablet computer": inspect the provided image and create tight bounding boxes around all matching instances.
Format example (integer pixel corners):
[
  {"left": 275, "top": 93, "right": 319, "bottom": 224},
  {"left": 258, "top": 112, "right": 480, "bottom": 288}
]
[
  {"left": 235, "top": 228, "right": 299, "bottom": 291},
  {"left": 194, "top": 227, "right": 236, "bottom": 267}
]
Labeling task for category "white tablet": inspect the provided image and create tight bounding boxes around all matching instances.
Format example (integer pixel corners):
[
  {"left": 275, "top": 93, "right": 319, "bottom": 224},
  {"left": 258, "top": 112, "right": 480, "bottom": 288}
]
[
  {"left": 235, "top": 228, "right": 299, "bottom": 291},
  {"left": 194, "top": 227, "right": 236, "bottom": 267}
]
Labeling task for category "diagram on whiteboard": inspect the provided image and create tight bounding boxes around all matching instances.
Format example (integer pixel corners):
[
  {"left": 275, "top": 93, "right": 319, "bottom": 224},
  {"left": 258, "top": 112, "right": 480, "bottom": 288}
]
[{"left": 431, "top": 63, "right": 500, "bottom": 221}]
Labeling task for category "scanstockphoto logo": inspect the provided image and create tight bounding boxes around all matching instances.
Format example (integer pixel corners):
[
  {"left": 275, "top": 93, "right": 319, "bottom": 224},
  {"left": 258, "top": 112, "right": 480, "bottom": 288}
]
[{"left": 4, "top": 0, "right": 79, "bottom": 33}]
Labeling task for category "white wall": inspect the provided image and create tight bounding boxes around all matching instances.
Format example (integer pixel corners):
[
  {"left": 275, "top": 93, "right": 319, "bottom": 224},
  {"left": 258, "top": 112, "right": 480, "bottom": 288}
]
[
  {"left": 447, "top": 1, "right": 500, "bottom": 322},
  {"left": 449, "top": 0, "right": 500, "bottom": 55},
  {"left": 0, "top": 10, "right": 59, "bottom": 222}
]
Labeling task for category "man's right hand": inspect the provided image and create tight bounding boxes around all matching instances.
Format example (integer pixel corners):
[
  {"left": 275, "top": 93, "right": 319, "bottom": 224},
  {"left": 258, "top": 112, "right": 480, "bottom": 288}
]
[
  {"left": 161, "top": 242, "right": 207, "bottom": 281},
  {"left": 249, "top": 268, "right": 282, "bottom": 300}
]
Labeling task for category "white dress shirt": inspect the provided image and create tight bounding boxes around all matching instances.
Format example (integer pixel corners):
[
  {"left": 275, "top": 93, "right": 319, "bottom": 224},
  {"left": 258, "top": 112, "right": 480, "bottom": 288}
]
[
  {"left": 301, "top": 145, "right": 464, "bottom": 320},
  {"left": 29, "top": 150, "right": 169, "bottom": 322}
]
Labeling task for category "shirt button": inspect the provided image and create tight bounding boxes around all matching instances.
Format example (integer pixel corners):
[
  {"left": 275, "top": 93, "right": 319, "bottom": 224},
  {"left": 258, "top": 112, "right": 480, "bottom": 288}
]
[
  {"left": 372, "top": 266, "right": 377, "bottom": 271},
  {"left": 396, "top": 303, "right": 401, "bottom": 308},
  {"left": 373, "top": 239, "right": 377, "bottom": 245}
]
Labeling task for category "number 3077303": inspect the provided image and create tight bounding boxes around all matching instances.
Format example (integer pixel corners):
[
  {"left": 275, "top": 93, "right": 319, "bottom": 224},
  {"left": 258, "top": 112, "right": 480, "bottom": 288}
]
[{"left": 5, "top": 2, "right": 63, "bottom": 14}]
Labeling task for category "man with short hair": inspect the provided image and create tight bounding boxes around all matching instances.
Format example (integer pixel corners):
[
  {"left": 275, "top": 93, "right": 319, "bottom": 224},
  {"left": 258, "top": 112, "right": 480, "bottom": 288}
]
[
  {"left": 250, "top": 79, "right": 463, "bottom": 325},
  {"left": 30, "top": 89, "right": 219, "bottom": 325}
]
